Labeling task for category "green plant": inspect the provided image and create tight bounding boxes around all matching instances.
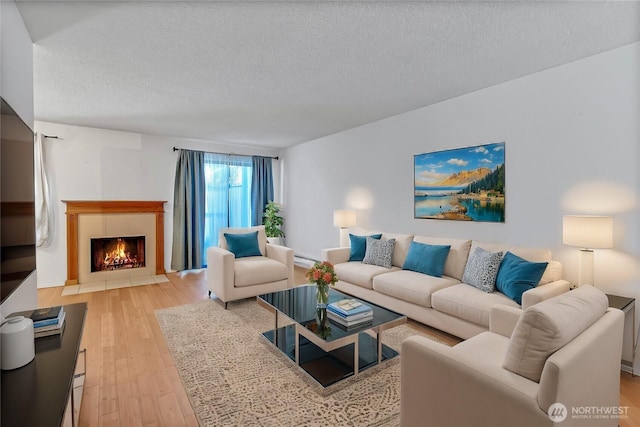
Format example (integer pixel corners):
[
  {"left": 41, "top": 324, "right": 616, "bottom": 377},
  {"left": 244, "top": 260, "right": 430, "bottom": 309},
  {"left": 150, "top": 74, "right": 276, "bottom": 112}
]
[{"left": 263, "top": 201, "right": 285, "bottom": 238}]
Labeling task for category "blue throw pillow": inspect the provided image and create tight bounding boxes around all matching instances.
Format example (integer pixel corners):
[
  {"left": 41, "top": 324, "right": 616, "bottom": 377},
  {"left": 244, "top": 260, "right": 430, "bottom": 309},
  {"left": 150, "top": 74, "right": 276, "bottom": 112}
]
[
  {"left": 495, "top": 252, "right": 548, "bottom": 305},
  {"left": 349, "top": 233, "right": 382, "bottom": 261},
  {"left": 224, "top": 231, "right": 262, "bottom": 258},
  {"left": 402, "top": 241, "right": 451, "bottom": 278}
]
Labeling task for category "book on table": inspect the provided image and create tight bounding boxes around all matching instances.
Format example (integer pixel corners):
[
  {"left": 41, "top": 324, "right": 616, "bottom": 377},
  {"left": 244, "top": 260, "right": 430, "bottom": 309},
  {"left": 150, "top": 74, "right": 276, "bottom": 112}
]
[
  {"left": 331, "top": 319, "right": 374, "bottom": 331},
  {"left": 10, "top": 305, "right": 65, "bottom": 328},
  {"left": 34, "top": 314, "right": 66, "bottom": 338},
  {"left": 326, "top": 308, "right": 373, "bottom": 322},
  {"left": 327, "top": 299, "right": 372, "bottom": 318},
  {"left": 327, "top": 310, "right": 373, "bottom": 327}
]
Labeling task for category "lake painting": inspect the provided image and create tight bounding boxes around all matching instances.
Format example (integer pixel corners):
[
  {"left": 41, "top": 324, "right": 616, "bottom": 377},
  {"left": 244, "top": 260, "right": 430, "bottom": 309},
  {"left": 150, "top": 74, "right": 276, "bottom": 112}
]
[{"left": 414, "top": 142, "right": 505, "bottom": 222}]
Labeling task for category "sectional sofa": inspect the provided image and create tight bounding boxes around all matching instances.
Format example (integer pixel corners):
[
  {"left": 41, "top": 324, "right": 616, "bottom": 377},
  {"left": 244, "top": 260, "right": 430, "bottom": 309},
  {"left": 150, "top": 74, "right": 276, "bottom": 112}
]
[{"left": 322, "top": 229, "right": 571, "bottom": 339}]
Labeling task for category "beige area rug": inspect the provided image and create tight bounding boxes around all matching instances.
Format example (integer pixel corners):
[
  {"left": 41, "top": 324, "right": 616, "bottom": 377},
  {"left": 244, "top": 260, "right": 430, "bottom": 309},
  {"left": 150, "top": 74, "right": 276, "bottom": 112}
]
[{"left": 156, "top": 299, "right": 441, "bottom": 426}]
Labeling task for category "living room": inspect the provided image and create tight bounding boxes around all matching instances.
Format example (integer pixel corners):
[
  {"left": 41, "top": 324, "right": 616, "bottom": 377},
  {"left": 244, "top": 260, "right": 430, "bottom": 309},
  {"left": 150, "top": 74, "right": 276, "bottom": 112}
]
[{"left": 1, "top": 1, "right": 639, "bottom": 426}]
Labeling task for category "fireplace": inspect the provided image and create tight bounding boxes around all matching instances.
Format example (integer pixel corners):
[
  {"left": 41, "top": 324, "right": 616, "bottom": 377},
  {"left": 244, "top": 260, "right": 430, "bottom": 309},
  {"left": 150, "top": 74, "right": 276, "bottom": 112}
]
[
  {"left": 91, "top": 236, "right": 145, "bottom": 272},
  {"left": 63, "top": 200, "right": 166, "bottom": 285}
]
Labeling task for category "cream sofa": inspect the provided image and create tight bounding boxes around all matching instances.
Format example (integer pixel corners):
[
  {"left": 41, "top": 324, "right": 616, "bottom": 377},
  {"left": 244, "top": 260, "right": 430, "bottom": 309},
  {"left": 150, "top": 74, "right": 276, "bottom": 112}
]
[
  {"left": 400, "top": 286, "right": 624, "bottom": 427},
  {"left": 322, "top": 230, "right": 570, "bottom": 339}
]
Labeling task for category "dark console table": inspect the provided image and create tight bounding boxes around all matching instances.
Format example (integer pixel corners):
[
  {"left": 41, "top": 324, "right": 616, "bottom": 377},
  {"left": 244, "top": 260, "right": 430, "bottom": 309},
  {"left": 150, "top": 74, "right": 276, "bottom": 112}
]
[
  {"left": 607, "top": 294, "right": 637, "bottom": 376},
  {"left": 2, "top": 302, "right": 87, "bottom": 427}
]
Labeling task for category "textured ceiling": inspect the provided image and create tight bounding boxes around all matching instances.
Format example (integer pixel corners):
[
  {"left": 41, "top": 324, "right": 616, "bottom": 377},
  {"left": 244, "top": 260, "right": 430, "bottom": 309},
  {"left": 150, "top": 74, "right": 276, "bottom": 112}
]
[{"left": 16, "top": 1, "right": 640, "bottom": 149}]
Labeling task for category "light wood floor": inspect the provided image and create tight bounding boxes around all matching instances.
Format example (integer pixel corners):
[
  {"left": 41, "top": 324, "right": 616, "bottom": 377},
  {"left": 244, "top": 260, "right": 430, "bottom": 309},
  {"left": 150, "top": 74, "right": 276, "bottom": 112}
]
[{"left": 36, "top": 267, "right": 640, "bottom": 426}]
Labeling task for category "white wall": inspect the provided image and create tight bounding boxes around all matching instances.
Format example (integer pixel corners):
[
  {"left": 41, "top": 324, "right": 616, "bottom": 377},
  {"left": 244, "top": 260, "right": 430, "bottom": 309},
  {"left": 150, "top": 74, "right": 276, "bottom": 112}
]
[
  {"left": 0, "top": 0, "right": 37, "bottom": 318},
  {"left": 0, "top": 0, "right": 33, "bottom": 125},
  {"left": 284, "top": 43, "right": 640, "bottom": 367},
  {"left": 34, "top": 121, "right": 282, "bottom": 288}
]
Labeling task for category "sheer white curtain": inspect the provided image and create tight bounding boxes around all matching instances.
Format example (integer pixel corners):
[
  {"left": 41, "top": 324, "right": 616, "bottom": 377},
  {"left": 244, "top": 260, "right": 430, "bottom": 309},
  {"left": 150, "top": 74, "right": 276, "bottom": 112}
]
[
  {"left": 34, "top": 132, "right": 52, "bottom": 247},
  {"left": 203, "top": 153, "right": 252, "bottom": 251}
]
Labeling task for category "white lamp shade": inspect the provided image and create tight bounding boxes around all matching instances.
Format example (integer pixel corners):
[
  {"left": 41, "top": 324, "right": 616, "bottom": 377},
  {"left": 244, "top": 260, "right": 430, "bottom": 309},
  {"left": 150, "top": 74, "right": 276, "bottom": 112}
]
[
  {"left": 562, "top": 215, "right": 613, "bottom": 249},
  {"left": 333, "top": 210, "right": 356, "bottom": 228}
]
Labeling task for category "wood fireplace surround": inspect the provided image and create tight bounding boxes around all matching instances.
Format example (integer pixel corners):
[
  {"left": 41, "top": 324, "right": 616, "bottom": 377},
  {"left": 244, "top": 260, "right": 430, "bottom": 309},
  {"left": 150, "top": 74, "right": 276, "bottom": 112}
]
[{"left": 63, "top": 200, "right": 166, "bottom": 285}]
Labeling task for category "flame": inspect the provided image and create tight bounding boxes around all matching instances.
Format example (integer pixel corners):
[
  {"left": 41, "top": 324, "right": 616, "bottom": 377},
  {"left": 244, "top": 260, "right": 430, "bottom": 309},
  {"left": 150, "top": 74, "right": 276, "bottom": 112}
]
[{"left": 104, "top": 239, "right": 127, "bottom": 263}]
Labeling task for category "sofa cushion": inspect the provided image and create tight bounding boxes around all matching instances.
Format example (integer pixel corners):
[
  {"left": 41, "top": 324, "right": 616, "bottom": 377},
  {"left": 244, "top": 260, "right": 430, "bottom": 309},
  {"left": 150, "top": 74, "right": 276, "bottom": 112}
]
[
  {"left": 233, "top": 256, "right": 289, "bottom": 287},
  {"left": 454, "top": 330, "right": 511, "bottom": 364},
  {"left": 462, "top": 247, "right": 503, "bottom": 292},
  {"left": 496, "top": 252, "right": 548, "bottom": 305},
  {"left": 539, "top": 260, "right": 563, "bottom": 285},
  {"left": 503, "top": 285, "right": 608, "bottom": 382},
  {"left": 348, "top": 233, "right": 382, "bottom": 261},
  {"left": 381, "top": 232, "right": 414, "bottom": 268},
  {"left": 335, "top": 262, "right": 400, "bottom": 290},
  {"left": 363, "top": 237, "right": 396, "bottom": 268},
  {"left": 402, "top": 241, "right": 451, "bottom": 278},
  {"left": 471, "top": 241, "right": 562, "bottom": 286},
  {"left": 413, "top": 235, "right": 472, "bottom": 281},
  {"left": 224, "top": 231, "right": 262, "bottom": 258},
  {"left": 373, "top": 270, "right": 459, "bottom": 308},
  {"left": 470, "top": 241, "right": 552, "bottom": 263},
  {"left": 431, "top": 284, "right": 520, "bottom": 327},
  {"left": 219, "top": 225, "right": 267, "bottom": 255}
]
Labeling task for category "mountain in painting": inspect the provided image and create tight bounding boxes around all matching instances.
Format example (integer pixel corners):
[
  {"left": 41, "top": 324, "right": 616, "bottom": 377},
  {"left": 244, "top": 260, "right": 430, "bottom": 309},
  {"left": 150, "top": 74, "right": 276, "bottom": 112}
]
[{"left": 434, "top": 167, "right": 491, "bottom": 187}]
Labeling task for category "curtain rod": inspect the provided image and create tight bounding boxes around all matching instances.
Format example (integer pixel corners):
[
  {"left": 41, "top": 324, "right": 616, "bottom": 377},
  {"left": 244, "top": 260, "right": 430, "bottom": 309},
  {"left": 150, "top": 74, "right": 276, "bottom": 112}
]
[{"left": 172, "top": 146, "right": 278, "bottom": 160}]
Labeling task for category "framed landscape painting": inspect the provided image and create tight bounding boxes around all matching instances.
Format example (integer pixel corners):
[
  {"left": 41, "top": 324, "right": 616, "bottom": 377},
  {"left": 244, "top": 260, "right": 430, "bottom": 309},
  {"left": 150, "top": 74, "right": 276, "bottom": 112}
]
[{"left": 414, "top": 142, "right": 505, "bottom": 222}]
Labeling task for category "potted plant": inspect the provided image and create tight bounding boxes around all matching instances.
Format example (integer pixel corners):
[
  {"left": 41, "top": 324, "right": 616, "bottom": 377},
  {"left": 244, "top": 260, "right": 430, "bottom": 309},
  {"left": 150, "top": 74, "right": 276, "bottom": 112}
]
[{"left": 263, "top": 201, "right": 285, "bottom": 245}]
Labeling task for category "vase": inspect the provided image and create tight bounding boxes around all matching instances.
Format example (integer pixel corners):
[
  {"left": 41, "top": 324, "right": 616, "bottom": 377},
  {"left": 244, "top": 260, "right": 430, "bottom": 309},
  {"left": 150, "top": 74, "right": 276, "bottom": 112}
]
[
  {"left": 315, "top": 308, "right": 331, "bottom": 339},
  {"left": 316, "top": 283, "right": 330, "bottom": 308}
]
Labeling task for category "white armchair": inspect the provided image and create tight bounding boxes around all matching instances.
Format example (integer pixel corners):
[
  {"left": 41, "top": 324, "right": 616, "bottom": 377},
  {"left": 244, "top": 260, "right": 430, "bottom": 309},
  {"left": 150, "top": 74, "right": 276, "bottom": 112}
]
[
  {"left": 401, "top": 285, "right": 624, "bottom": 427},
  {"left": 207, "top": 225, "right": 294, "bottom": 308}
]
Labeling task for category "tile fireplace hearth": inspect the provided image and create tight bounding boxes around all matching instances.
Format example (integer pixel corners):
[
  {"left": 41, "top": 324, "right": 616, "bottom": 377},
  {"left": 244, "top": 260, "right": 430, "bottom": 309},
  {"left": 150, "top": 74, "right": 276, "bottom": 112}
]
[{"left": 61, "top": 274, "right": 170, "bottom": 296}]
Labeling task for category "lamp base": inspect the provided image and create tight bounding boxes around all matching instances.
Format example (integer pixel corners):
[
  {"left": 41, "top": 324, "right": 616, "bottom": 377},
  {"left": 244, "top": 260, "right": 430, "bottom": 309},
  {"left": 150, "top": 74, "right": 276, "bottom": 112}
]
[
  {"left": 339, "top": 228, "right": 350, "bottom": 248},
  {"left": 577, "top": 249, "right": 594, "bottom": 286}
]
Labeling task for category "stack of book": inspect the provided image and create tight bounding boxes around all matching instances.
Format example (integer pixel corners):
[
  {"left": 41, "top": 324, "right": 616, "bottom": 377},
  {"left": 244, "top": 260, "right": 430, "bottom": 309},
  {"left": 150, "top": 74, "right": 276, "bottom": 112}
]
[
  {"left": 327, "top": 299, "right": 373, "bottom": 328},
  {"left": 12, "top": 306, "right": 66, "bottom": 338}
]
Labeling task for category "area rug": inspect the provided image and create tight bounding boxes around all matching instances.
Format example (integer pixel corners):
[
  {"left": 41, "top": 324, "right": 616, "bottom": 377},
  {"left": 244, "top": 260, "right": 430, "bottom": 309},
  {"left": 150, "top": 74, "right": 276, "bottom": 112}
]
[{"left": 156, "top": 298, "right": 442, "bottom": 426}]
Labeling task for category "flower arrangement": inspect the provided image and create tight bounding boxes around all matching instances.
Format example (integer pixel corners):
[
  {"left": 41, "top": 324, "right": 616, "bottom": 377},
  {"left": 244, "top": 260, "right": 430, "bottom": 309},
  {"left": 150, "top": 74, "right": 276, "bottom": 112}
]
[
  {"left": 306, "top": 261, "right": 337, "bottom": 287},
  {"left": 306, "top": 261, "right": 337, "bottom": 307}
]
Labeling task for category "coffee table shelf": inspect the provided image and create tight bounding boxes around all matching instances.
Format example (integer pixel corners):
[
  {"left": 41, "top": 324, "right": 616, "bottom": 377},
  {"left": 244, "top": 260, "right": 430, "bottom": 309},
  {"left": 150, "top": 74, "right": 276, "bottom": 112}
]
[{"left": 258, "top": 285, "right": 406, "bottom": 388}]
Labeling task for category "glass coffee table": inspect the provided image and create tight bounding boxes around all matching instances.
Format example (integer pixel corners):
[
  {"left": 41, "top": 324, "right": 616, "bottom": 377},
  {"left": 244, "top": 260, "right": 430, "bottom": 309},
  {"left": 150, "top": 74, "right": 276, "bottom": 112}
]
[{"left": 257, "top": 285, "right": 407, "bottom": 387}]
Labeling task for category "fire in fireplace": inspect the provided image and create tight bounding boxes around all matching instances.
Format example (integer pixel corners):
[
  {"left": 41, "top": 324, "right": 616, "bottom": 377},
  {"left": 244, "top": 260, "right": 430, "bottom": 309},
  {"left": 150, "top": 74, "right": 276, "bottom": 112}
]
[{"left": 90, "top": 236, "right": 145, "bottom": 272}]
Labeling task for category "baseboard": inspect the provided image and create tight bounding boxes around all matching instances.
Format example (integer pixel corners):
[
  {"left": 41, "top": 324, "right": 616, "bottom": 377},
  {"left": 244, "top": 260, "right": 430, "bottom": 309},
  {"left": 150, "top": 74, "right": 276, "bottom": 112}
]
[{"left": 294, "top": 256, "right": 317, "bottom": 269}]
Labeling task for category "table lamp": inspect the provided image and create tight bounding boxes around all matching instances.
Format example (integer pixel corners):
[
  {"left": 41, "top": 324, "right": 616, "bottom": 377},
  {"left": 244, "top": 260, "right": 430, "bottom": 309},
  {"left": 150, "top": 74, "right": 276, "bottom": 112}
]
[
  {"left": 333, "top": 210, "right": 356, "bottom": 247},
  {"left": 562, "top": 215, "right": 613, "bottom": 286}
]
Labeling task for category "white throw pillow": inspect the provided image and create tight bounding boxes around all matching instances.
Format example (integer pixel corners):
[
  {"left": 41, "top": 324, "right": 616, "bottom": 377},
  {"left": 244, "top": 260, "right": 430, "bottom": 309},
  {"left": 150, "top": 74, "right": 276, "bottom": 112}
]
[{"left": 502, "top": 285, "right": 608, "bottom": 382}]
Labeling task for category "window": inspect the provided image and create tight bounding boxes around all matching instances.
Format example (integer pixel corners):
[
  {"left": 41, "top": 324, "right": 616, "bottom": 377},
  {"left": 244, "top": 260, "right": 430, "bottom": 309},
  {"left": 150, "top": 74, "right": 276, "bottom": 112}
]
[{"left": 203, "top": 154, "right": 253, "bottom": 251}]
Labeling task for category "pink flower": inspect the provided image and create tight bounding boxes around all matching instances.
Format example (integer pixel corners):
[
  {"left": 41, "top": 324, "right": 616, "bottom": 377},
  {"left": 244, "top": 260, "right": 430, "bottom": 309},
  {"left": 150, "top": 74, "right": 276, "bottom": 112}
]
[
  {"left": 313, "top": 270, "right": 322, "bottom": 280},
  {"left": 323, "top": 272, "right": 333, "bottom": 283}
]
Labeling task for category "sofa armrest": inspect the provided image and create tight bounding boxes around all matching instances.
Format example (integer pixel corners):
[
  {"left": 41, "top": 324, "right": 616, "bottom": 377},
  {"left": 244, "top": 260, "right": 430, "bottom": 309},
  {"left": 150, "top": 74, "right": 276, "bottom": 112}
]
[
  {"left": 489, "top": 305, "right": 522, "bottom": 338},
  {"left": 265, "top": 243, "right": 295, "bottom": 287},
  {"left": 265, "top": 243, "right": 293, "bottom": 265},
  {"left": 206, "top": 246, "right": 235, "bottom": 301},
  {"left": 521, "top": 279, "right": 571, "bottom": 310},
  {"left": 321, "top": 247, "right": 350, "bottom": 265},
  {"left": 401, "top": 336, "right": 548, "bottom": 427}
]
